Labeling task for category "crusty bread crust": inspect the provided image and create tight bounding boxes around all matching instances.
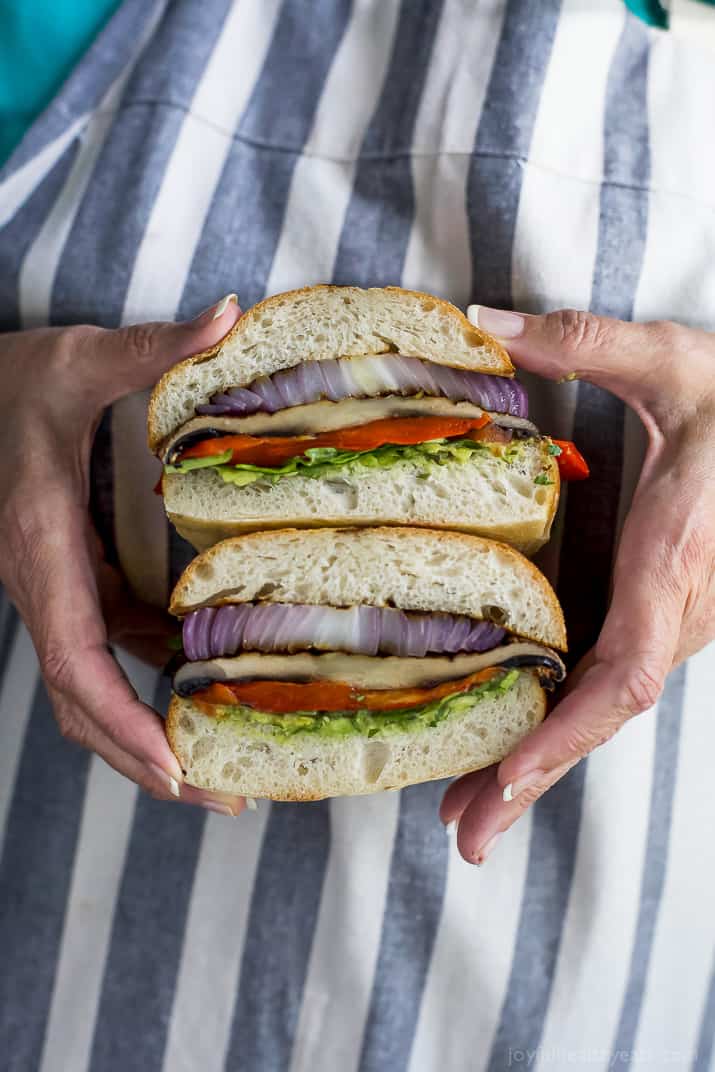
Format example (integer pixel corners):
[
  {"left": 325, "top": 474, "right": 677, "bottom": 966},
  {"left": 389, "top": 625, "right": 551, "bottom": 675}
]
[
  {"left": 168, "top": 526, "right": 567, "bottom": 650},
  {"left": 166, "top": 671, "right": 547, "bottom": 800},
  {"left": 147, "top": 285, "right": 513, "bottom": 452},
  {"left": 167, "top": 510, "right": 554, "bottom": 560}
]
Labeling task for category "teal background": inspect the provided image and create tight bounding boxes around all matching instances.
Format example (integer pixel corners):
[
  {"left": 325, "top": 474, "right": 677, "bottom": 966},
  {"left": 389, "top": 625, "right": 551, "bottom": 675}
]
[
  {"left": 625, "top": 0, "right": 715, "bottom": 27},
  {"left": 625, "top": 0, "right": 669, "bottom": 27},
  {"left": 0, "top": 0, "right": 121, "bottom": 165}
]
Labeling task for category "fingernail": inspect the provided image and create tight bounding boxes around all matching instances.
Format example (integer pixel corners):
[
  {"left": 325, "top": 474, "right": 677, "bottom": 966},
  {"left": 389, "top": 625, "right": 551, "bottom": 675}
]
[
  {"left": 202, "top": 801, "right": 238, "bottom": 817},
  {"left": 475, "top": 833, "right": 500, "bottom": 866},
  {"left": 192, "top": 293, "right": 239, "bottom": 323},
  {"left": 212, "top": 293, "right": 238, "bottom": 319},
  {"left": 557, "top": 372, "right": 579, "bottom": 384},
  {"left": 244, "top": 797, "right": 258, "bottom": 811},
  {"left": 444, "top": 819, "right": 457, "bottom": 836},
  {"left": 149, "top": 763, "right": 181, "bottom": 797},
  {"left": 467, "top": 305, "right": 525, "bottom": 339},
  {"left": 502, "top": 769, "right": 546, "bottom": 803}
]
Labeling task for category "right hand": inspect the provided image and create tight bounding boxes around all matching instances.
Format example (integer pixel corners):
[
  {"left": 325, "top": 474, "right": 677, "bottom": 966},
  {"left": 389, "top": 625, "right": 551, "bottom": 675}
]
[
  {"left": 0, "top": 295, "right": 247, "bottom": 817},
  {"left": 441, "top": 306, "right": 715, "bottom": 863}
]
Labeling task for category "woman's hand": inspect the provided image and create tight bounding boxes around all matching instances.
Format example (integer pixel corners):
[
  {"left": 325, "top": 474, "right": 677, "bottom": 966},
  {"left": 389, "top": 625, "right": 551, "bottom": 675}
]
[
  {"left": 0, "top": 295, "right": 248, "bottom": 816},
  {"left": 441, "top": 307, "right": 715, "bottom": 863}
]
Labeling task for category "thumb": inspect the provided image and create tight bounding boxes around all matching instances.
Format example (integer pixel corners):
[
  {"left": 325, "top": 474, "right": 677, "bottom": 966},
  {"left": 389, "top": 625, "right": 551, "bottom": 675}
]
[
  {"left": 467, "top": 304, "right": 684, "bottom": 411},
  {"left": 81, "top": 293, "right": 242, "bottom": 407}
]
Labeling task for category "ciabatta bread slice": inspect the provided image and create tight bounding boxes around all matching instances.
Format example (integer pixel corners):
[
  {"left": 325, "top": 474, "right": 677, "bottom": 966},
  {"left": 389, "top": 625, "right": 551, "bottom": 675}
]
[
  {"left": 148, "top": 285, "right": 513, "bottom": 452},
  {"left": 169, "top": 526, "right": 567, "bottom": 651},
  {"left": 166, "top": 670, "right": 546, "bottom": 800},
  {"left": 163, "top": 442, "right": 559, "bottom": 557}
]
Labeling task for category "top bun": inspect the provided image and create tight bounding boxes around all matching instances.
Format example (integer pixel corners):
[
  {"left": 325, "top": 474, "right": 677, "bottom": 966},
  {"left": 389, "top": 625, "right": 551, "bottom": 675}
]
[
  {"left": 169, "top": 526, "right": 567, "bottom": 651},
  {"left": 148, "top": 285, "right": 513, "bottom": 452}
]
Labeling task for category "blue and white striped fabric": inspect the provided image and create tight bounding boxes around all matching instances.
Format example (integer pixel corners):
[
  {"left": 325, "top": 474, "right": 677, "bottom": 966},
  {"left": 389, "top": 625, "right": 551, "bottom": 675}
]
[{"left": 1, "top": 2, "right": 714, "bottom": 1069}]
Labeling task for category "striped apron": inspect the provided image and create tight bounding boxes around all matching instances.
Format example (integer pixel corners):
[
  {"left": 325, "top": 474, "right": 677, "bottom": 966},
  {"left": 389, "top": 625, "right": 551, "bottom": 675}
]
[{"left": 1, "top": 2, "right": 714, "bottom": 1069}]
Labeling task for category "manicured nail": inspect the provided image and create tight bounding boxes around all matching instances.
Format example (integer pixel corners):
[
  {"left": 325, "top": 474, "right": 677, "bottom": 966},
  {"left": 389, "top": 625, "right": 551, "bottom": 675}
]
[
  {"left": 149, "top": 763, "right": 181, "bottom": 797},
  {"left": 202, "top": 801, "right": 237, "bottom": 817},
  {"left": 212, "top": 293, "right": 238, "bottom": 319},
  {"left": 557, "top": 372, "right": 579, "bottom": 384},
  {"left": 467, "top": 305, "right": 525, "bottom": 339},
  {"left": 475, "top": 833, "right": 500, "bottom": 866},
  {"left": 502, "top": 769, "right": 546, "bottom": 803},
  {"left": 244, "top": 797, "right": 258, "bottom": 811},
  {"left": 444, "top": 819, "right": 457, "bottom": 836}
]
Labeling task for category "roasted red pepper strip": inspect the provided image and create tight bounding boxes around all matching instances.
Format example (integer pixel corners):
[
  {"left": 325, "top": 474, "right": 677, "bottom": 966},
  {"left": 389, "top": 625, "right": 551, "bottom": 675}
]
[
  {"left": 552, "top": 439, "right": 590, "bottom": 481},
  {"left": 177, "top": 414, "right": 492, "bottom": 467},
  {"left": 193, "top": 666, "right": 501, "bottom": 715}
]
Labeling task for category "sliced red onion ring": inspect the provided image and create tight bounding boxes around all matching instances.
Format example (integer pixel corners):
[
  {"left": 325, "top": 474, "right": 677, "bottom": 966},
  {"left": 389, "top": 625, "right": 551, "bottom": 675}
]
[
  {"left": 505, "top": 379, "right": 524, "bottom": 416},
  {"left": 195, "top": 355, "right": 528, "bottom": 419},
  {"left": 398, "top": 357, "right": 433, "bottom": 394},
  {"left": 432, "top": 365, "right": 470, "bottom": 404},
  {"left": 357, "top": 605, "right": 381, "bottom": 656},
  {"left": 248, "top": 373, "right": 285, "bottom": 412},
  {"left": 377, "top": 609, "right": 409, "bottom": 656},
  {"left": 197, "top": 386, "right": 266, "bottom": 416},
  {"left": 192, "top": 404, "right": 236, "bottom": 417},
  {"left": 294, "top": 362, "right": 321, "bottom": 402},
  {"left": 318, "top": 359, "right": 349, "bottom": 401},
  {"left": 183, "top": 606, "right": 216, "bottom": 660},
  {"left": 229, "top": 385, "right": 265, "bottom": 404},
  {"left": 444, "top": 613, "right": 471, "bottom": 652},
  {"left": 201, "top": 394, "right": 257, "bottom": 417},
  {"left": 241, "top": 603, "right": 278, "bottom": 651},
  {"left": 182, "top": 603, "right": 506, "bottom": 661},
  {"left": 209, "top": 602, "right": 250, "bottom": 654}
]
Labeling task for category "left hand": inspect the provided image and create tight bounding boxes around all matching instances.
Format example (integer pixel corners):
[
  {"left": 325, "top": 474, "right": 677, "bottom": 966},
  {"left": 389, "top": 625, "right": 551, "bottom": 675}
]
[
  {"left": 440, "top": 306, "right": 715, "bottom": 864},
  {"left": 0, "top": 296, "right": 246, "bottom": 815}
]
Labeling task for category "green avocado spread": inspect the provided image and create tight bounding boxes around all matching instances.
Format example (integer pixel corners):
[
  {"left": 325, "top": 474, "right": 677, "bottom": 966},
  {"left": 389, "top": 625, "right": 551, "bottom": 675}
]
[
  {"left": 165, "top": 437, "right": 532, "bottom": 486},
  {"left": 209, "top": 668, "right": 521, "bottom": 742}
]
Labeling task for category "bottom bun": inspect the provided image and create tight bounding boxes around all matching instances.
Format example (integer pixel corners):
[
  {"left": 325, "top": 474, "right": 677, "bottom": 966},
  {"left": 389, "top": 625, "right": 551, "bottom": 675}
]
[
  {"left": 163, "top": 444, "right": 559, "bottom": 557},
  {"left": 166, "top": 671, "right": 546, "bottom": 801}
]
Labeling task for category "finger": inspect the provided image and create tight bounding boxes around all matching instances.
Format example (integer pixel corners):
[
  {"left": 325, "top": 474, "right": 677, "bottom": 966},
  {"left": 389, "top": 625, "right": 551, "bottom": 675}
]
[
  {"left": 497, "top": 491, "right": 684, "bottom": 797},
  {"left": 73, "top": 293, "right": 243, "bottom": 407},
  {"left": 50, "top": 690, "right": 180, "bottom": 798},
  {"left": 456, "top": 761, "right": 575, "bottom": 865},
  {"left": 438, "top": 653, "right": 594, "bottom": 830},
  {"left": 178, "top": 783, "right": 247, "bottom": 816},
  {"left": 54, "top": 697, "right": 245, "bottom": 814},
  {"left": 51, "top": 634, "right": 185, "bottom": 779},
  {"left": 95, "top": 562, "right": 246, "bottom": 812},
  {"left": 466, "top": 305, "right": 709, "bottom": 420},
  {"left": 5, "top": 495, "right": 244, "bottom": 805},
  {"left": 11, "top": 502, "right": 185, "bottom": 787},
  {"left": 440, "top": 683, "right": 590, "bottom": 859},
  {"left": 438, "top": 648, "right": 598, "bottom": 829},
  {"left": 439, "top": 766, "right": 494, "bottom": 826},
  {"left": 462, "top": 441, "right": 692, "bottom": 853}
]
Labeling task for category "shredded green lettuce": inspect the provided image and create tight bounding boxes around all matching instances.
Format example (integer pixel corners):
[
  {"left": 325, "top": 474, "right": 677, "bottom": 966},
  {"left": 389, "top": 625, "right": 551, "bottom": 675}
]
[
  {"left": 210, "top": 668, "right": 521, "bottom": 741},
  {"left": 166, "top": 437, "right": 524, "bottom": 487},
  {"left": 165, "top": 448, "right": 233, "bottom": 472}
]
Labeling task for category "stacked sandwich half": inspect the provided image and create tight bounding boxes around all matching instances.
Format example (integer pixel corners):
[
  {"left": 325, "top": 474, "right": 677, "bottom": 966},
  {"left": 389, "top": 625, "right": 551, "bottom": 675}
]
[{"left": 149, "top": 286, "right": 585, "bottom": 799}]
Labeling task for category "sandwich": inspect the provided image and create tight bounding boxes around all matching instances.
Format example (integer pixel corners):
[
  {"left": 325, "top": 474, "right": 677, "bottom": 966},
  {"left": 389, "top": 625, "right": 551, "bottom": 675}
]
[
  {"left": 165, "top": 527, "right": 567, "bottom": 800},
  {"left": 149, "top": 286, "right": 587, "bottom": 556}
]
